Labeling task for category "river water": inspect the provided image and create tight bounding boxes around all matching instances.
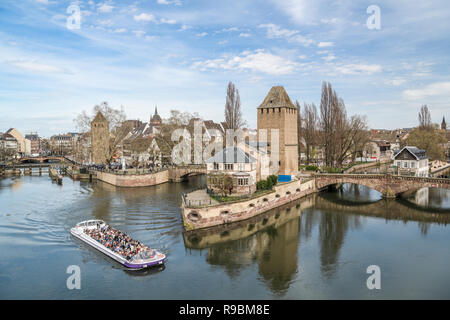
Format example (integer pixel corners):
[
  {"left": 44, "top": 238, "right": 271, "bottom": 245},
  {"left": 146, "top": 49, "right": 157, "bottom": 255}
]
[{"left": 0, "top": 175, "right": 449, "bottom": 299}]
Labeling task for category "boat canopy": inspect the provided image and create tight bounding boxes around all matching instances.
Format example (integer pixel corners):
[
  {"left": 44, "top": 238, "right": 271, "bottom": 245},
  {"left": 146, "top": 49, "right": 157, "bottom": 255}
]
[{"left": 76, "top": 220, "right": 105, "bottom": 227}]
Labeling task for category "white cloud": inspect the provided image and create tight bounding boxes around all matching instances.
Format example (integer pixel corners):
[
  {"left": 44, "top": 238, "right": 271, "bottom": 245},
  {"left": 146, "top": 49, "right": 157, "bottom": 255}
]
[
  {"left": 133, "top": 13, "right": 176, "bottom": 24},
  {"left": 239, "top": 33, "right": 251, "bottom": 38},
  {"left": 98, "top": 2, "right": 114, "bottom": 13},
  {"left": 157, "top": 0, "right": 182, "bottom": 5},
  {"left": 385, "top": 78, "right": 406, "bottom": 86},
  {"left": 132, "top": 30, "right": 146, "bottom": 38},
  {"left": 178, "top": 25, "right": 191, "bottom": 31},
  {"left": 98, "top": 19, "right": 114, "bottom": 27},
  {"left": 9, "top": 60, "right": 66, "bottom": 74},
  {"left": 35, "top": 0, "right": 50, "bottom": 4},
  {"left": 113, "top": 28, "right": 127, "bottom": 33},
  {"left": 318, "top": 41, "right": 334, "bottom": 48},
  {"left": 334, "top": 63, "right": 382, "bottom": 75},
  {"left": 222, "top": 27, "right": 239, "bottom": 32},
  {"left": 196, "top": 32, "right": 208, "bottom": 37},
  {"left": 259, "top": 23, "right": 314, "bottom": 46},
  {"left": 134, "top": 13, "right": 156, "bottom": 22},
  {"left": 160, "top": 18, "right": 177, "bottom": 24},
  {"left": 271, "top": 0, "right": 319, "bottom": 25},
  {"left": 322, "top": 53, "right": 336, "bottom": 62},
  {"left": 192, "top": 50, "right": 298, "bottom": 75},
  {"left": 320, "top": 18, "right": 339, "bottom": 24},
  {"left": 403, "top": 82, "right": 450, "bottom": 100}
]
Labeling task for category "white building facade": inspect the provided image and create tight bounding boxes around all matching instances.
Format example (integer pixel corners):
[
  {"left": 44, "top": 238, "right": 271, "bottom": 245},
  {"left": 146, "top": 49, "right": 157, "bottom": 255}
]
[{"left": 394, "top": 146, "right": 429, "bottom": 177}]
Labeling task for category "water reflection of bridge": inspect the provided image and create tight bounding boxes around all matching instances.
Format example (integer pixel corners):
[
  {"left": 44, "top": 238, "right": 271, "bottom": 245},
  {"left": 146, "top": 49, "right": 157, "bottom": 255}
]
[{"left": 183, "top": 192, "right": 450, "bottom": 295}]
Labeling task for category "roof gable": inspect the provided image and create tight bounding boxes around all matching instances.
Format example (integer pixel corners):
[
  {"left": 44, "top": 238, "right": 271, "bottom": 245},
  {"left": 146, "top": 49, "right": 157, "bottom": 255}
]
[
  {"left": 206, "top": 147, "right": 256, "bottom": 164},
  {"left": 258, "top": 86, "right": 295, "bottom": 109}
]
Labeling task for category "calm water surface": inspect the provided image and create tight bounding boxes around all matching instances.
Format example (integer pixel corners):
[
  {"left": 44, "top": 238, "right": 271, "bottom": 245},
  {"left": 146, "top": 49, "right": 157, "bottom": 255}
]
[{"left": 0, "top": 175, "right": 449, "bottom": 299}]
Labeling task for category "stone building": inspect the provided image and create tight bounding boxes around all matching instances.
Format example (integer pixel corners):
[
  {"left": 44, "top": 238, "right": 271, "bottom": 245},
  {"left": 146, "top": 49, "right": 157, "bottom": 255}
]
[
  {"left": 91, "top": 111, "right": 110, "bottom": 164},
  {"left": 257, "top": 86, "right": 298, "bottom": 176}
]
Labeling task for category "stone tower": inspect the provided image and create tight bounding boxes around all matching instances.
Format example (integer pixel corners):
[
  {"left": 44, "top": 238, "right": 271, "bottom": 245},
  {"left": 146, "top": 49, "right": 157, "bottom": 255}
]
[
  {"left": 257, "top": 86, "right": 298, "bottom": 176},
  {"left": 442, "top": 116, "right": 447, "bottom": 131},
  {"left": 91, "top": 111, "right": 109, "bottom": 164}
]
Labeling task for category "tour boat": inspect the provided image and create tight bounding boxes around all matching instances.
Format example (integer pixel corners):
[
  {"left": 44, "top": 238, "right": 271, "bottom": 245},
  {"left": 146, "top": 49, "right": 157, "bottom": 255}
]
[{"left": 70, "top": 220, "right": 166, "bottom": 269}]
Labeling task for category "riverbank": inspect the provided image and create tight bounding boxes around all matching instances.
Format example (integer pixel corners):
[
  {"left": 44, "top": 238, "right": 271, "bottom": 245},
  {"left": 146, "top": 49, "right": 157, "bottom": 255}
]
[{"left": 181, "top": 178, "right": 316, "bottom": 231}]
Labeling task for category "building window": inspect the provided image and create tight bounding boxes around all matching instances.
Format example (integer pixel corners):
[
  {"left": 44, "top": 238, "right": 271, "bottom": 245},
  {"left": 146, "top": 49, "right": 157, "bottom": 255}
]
[
  {"left": 404, "top": 162, "right": 408, "bottom": 168},
  {"left": 225, "top": 163, "right": 233, "bottom": 170},
  {"left": 238, "top": 163, "right": 245, "bottom": 171},
  {"left": 396, "top": 162, "right": 400, "bottom": 167},
  {"left": 214, "top": 163, "right": 219, "bottom": 170},
  {"left": 238, "top": 178, "right": 248, "bottom": 186},
  {"left": 411, "top": 162, "right": 415, "bottom": 168}
]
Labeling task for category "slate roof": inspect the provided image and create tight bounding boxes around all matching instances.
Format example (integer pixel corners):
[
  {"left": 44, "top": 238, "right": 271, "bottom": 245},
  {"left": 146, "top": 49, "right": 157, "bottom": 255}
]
[
  {"left": 206, "top": 147, "right": 256, "bottom": 164},
  {"left": 394, "top": 146, "right": 428, "bottom": 160}
]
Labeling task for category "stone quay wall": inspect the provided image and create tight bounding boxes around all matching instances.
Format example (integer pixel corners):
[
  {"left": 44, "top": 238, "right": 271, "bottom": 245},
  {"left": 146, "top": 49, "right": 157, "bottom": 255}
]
[
  {"left": 96, "top": 169, "right": 169, "bottom": 187},
  {"left": 182, "top": 178, "right": 316, "bottom": 231}
]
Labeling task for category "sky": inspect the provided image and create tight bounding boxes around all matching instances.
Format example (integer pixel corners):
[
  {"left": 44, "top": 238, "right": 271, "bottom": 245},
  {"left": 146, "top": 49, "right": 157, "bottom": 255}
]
[{"left": 0, "top": 0, "right": 449, "bottom": 137}]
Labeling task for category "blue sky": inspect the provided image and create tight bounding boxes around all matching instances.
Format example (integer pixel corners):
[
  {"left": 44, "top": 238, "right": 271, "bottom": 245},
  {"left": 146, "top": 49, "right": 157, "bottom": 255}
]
[{"left": 0, "top": 0, "right": 449, "bottom": 137}]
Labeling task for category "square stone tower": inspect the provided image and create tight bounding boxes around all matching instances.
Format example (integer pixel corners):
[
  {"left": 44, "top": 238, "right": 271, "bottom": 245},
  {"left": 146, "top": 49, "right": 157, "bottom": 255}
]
[
  {"left": 91, "top": 111, "right": 110, "bottom": 164},
  {"left": 257, "top": 86, "right": 298, "bottom": 176}
]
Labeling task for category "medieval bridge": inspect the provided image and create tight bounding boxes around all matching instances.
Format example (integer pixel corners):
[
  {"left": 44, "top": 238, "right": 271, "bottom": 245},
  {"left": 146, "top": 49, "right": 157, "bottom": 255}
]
[
  {"left": 314, "top": 173, "right": 450, "bottom": 198},
  {"left": 168, "top": 165, "right": 207, "bottom": 182}
]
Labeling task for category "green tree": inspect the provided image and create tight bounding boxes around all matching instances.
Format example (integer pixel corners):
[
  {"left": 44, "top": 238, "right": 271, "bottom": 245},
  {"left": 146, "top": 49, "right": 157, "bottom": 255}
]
[{"left": 406, "top": 128, "right": 446, "bottom": 160}]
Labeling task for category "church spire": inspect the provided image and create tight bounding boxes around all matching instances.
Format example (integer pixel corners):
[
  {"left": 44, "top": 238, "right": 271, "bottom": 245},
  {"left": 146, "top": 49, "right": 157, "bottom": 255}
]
[
  {"left": 442, "top": 116, "right": 447, "bottom": 130},
  {"left": 155, "top": 105, "right": 158, "bottom": 115}
]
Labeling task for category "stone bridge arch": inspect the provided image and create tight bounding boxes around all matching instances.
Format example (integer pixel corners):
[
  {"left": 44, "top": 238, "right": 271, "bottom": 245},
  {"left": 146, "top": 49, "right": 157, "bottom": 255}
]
[
  {"left": 315, "top": 174, "right": 388, "bottom": 196},
  {"left": 169, "top": 165, "right": 207, "bottom": 182},
  {"left": 314, "top": 174, "right": 450, "bottom": 198}
]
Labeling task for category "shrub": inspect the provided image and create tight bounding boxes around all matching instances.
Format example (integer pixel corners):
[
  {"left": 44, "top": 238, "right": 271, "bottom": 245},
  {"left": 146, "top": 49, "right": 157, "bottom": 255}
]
[
  {"left": 257, "top": 180, "right": 268, "bottom": 190},
  {"left": 305, "top": 165, "right": 318, "bottom": 171},
  {"left": 257, "top": 175, "right": 278, "bottom": 191}
]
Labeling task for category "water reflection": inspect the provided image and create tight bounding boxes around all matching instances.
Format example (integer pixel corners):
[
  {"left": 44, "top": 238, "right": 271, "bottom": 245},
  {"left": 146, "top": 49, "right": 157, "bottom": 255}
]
[
  {"left": 1, "top": 175, "right": 450, "bottom": 299},
  {"left": 185, "top": 184, "right": 450, "bottom": 295},
  {"left": 403, "top": 187, "right": 450, "bottom": 210}
]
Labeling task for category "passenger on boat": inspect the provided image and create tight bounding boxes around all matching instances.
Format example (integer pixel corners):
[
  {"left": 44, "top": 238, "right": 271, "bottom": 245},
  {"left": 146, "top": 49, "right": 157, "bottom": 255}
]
[{"left": 84, "top": 224, "right": 152, "bottom": 261}]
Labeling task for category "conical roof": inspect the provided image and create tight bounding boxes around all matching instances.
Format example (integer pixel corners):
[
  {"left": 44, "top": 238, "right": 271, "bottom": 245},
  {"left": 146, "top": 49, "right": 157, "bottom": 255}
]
[
  {"left": 152, "top": 105, "right": 162, "bottom": 122},
  {"left": 258, "top": 86, "right": 295, "bottom": 109},
  {"left": 92, "top": 111, "right": 108, "bottom": 123}
]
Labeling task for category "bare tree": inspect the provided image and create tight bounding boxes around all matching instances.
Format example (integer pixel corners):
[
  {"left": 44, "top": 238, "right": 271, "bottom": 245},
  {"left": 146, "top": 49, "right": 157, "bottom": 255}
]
[
  {"left": 319, "top": 82, "right": 369, "bottom": 167},
  {"left": 302, "top": 102, "right": 318, "bottom": 164},
  {"left": 74, "top": 102, "right": 127, "bottom": 164},
  {"left": 224, "top": 82, "right": 245, "bottom": 130},
  {"left": 295, "top": 100, "right": 302, "bottom": 163},
  {"left": 74, "top": 102, "right": 126, "bottom": 133},
  {"left": 418, "top": 105, "right": 432, "bottom": 130}
]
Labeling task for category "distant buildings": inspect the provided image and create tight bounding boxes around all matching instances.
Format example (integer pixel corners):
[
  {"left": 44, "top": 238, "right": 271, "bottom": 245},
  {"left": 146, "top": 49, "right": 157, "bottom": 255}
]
[
  {"left": 364, "top": 140, "right": 393, "bottom": 161},
  {"left": 24, "top": 133, "right": 41, "bottom": 156},
  {"left": 0, "top": 132, "right": 20, "bottom": 159},
  {"left": 394, "top": 146, "right": 429, "bottom": 177}
]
